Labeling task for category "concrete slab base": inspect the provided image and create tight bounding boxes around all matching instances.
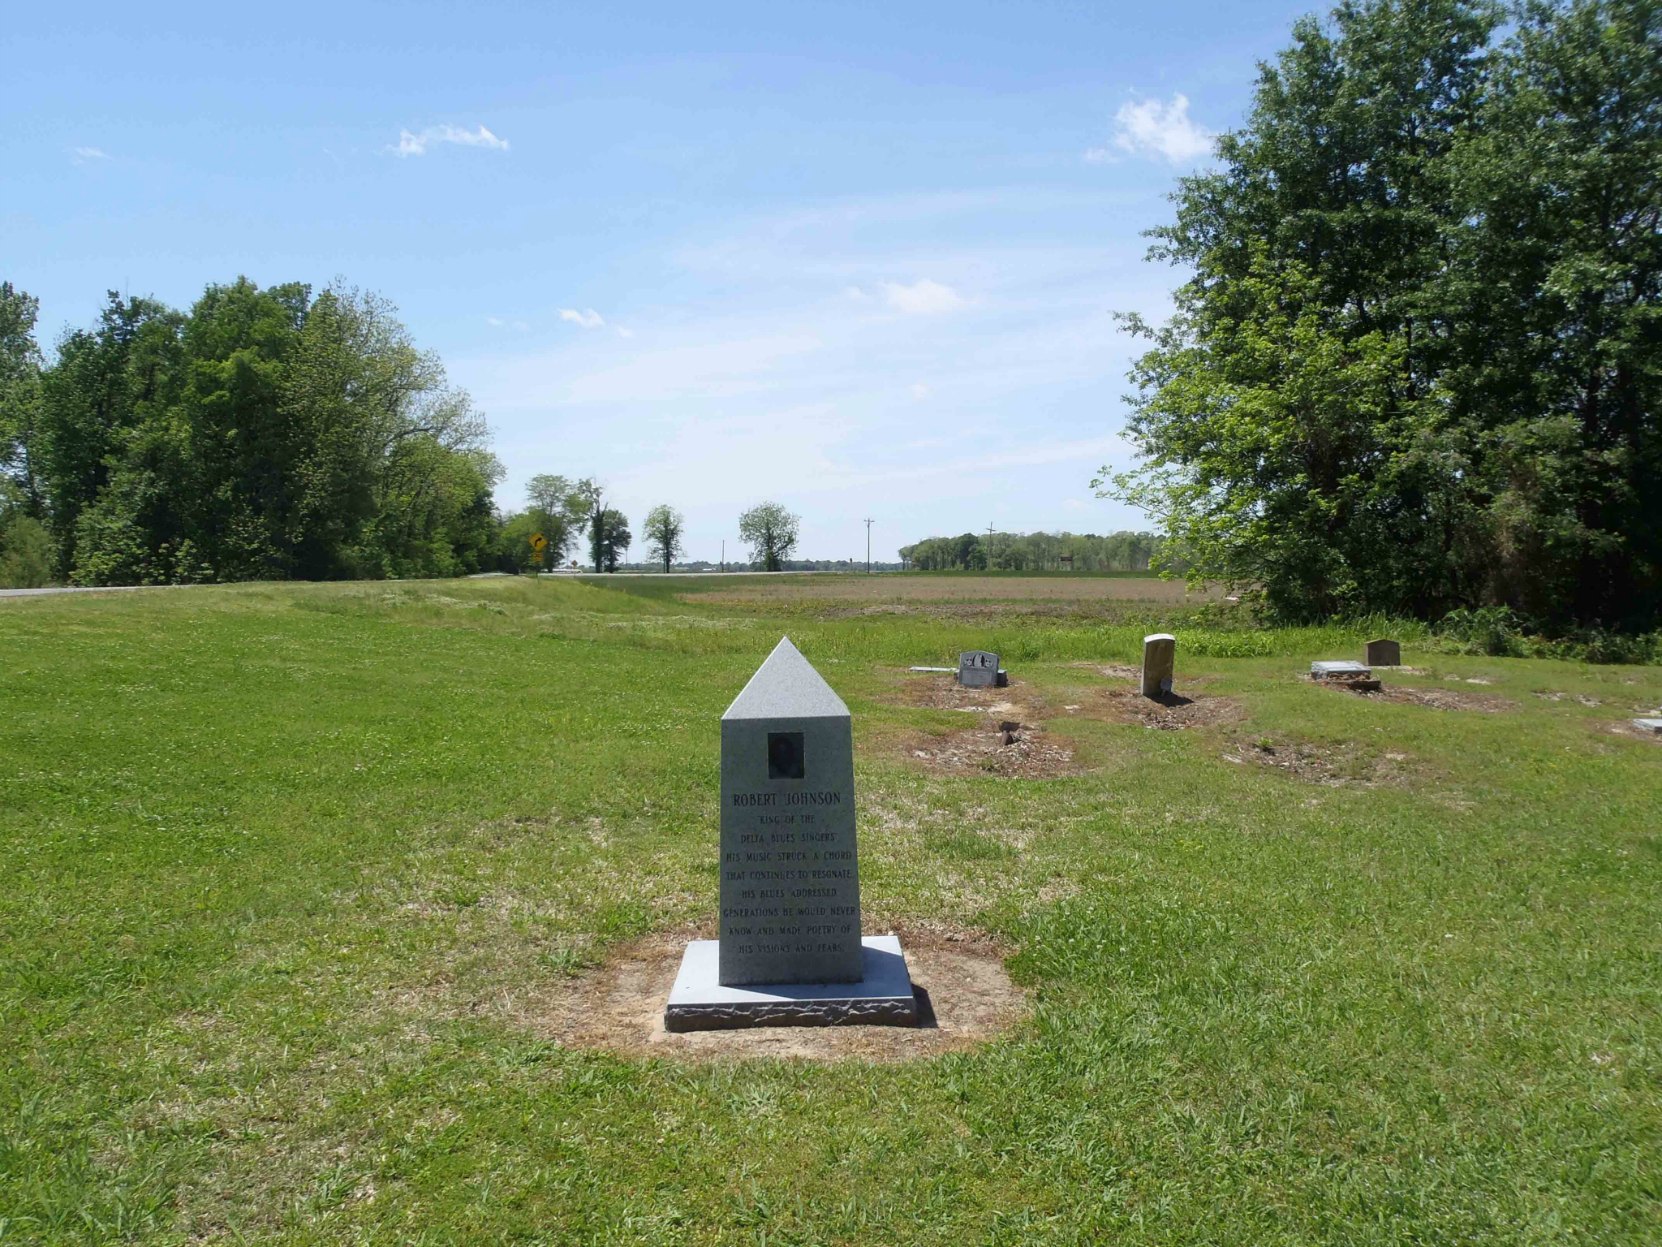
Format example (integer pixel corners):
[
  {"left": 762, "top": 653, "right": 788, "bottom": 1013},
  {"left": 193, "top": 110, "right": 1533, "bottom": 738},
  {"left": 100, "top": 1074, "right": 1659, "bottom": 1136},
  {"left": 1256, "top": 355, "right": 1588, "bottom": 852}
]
[
  {"left": 1311, "top": 661, "right": 1373, "bottom": 680},
  {"left": 664, "top": 935, "right": 920, "bottom": 1032},
  {"left": 1632, "top": 717, "right": 1662, "bottom": 734}
]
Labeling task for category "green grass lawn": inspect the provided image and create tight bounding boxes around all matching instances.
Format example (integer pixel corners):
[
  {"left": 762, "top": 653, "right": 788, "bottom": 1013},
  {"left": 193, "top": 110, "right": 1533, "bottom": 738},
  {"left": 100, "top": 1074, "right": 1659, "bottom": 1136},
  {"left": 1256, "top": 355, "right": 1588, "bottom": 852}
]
[{"left": 2, "top": 576, "right": 1658, "bottom": 1244}]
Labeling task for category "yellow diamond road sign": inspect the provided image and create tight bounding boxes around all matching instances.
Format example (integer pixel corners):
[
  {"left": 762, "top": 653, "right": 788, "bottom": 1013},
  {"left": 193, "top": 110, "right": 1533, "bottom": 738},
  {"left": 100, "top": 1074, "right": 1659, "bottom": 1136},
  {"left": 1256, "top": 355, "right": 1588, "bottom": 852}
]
[{"left": 530, "top": 532, "right": 547, "bottom": 552}]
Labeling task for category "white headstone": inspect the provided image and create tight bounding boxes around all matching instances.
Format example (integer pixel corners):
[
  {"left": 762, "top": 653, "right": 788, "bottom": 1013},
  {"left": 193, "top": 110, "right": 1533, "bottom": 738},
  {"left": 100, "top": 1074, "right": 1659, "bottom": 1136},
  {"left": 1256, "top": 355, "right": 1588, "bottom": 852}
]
[{"left": 1141, "top": 633, "right": 1176, "bottom": 697}]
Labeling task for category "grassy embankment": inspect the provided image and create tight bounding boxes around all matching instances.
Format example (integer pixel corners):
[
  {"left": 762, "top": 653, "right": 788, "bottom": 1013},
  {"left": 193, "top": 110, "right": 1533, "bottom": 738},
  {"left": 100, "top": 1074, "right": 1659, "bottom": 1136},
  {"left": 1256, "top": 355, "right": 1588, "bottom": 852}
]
[{"left": 2, "top": 574, "right": 1658, "bottom": 1243}]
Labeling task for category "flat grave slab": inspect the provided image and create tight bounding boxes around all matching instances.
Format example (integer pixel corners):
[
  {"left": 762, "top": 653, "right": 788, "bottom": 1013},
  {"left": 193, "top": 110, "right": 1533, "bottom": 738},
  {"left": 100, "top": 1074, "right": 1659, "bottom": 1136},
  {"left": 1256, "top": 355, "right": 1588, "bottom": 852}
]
[
  {"left": 1632, "top": 718, "right": 1662, "bottom": 734},
  {"left": 664, "top": 935, "right": 918, "bottom": 1032},
  {"left": 1311, "top": 660, "right": 1373, "bottom": 680}
]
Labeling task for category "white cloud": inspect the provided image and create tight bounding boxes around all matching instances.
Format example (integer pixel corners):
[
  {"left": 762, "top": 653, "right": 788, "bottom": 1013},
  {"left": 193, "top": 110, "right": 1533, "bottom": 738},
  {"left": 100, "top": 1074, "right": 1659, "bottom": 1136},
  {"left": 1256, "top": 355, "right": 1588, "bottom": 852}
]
[
  {"left": 909, "top": 382, "right": 930, "bottom": 399},
  {"left": 487, "top": 316, "right": 529, "bottom": 331},
  {"left": 615, "top": 326, "right": 635, "bottom": 339},
  {"left": 877, "top": 278, "right": 968, "bottom": 315},
  {"left": 70, "top": 146, "right": 109, "bottom": 164},
  {"left": 1106, "top": 94, "right": 1214, "bottom": 165},
  {"left": 558, "top": 308, "right": 606, "bottom": 329},
  {"left": 392, "top": 124, "right": 509, "bottom": 158},
  {"left": 1082, "top": 147, "right": 1112, "bottom": 165}
]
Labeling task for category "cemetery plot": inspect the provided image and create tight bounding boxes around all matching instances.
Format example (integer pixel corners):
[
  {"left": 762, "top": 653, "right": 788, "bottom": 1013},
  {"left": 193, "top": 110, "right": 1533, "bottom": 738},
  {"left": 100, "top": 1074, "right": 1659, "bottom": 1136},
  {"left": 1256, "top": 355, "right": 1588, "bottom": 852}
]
[
  {"left": 519, "top": 926, "right": 1025, "bottom": 1063},
  {"left": 1088, "top": 686, "right": 1244, "bottom": 731},
  {"left": 1323, "top": 681, "right": 1516, "bottom": 713},
  {"left": 1221, "top": 735, "right": 1422, "bottom": 788},
  {"left": 904, "top": 720, "right": 1081, "bottom": 779}
]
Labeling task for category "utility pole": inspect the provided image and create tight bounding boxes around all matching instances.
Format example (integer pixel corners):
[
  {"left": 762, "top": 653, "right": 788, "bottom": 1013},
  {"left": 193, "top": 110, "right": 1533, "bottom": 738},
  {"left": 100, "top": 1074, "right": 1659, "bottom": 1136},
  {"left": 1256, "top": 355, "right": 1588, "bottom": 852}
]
[
  {"left": 863, "top": 518, "right": 873, "bottom": 574},
  {"left": 720, "top": 539, "right": 725, "bottom": 574},
  {"left": 986, "top": 522, "right": 995, "bottom": 571}
]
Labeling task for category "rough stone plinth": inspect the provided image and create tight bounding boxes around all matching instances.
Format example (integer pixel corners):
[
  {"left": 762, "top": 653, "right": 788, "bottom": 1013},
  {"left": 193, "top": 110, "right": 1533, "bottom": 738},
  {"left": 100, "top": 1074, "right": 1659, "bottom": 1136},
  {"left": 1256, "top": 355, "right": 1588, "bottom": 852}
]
[
  {"left": 664, "top": 935, "right": 918, "bottom": 1032},
  {"left": 1365, "top": 639, "right": 1402, "bottom": 667},
  {"left": 1141, "top": 633, "right": 1176, "bottom": 698}
]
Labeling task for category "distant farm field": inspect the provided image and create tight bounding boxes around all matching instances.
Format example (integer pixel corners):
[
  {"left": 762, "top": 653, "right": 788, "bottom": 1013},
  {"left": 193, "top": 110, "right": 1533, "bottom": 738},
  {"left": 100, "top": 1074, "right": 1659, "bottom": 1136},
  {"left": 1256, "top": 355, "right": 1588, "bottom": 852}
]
[
  {"left": 682, "top": 570, "right": 1217, "bottom": 608},
  {"left": 2, "top": 575, "right": 1659, "bottom": 1244}
]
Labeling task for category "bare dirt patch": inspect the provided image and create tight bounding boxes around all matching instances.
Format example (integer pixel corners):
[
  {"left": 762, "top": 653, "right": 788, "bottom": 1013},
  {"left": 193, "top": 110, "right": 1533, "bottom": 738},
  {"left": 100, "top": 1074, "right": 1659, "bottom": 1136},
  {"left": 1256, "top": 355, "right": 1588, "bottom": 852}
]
[
  {"left": 1534, "top": 690, "right": 1604, "bottom": 707},
  {"left": 514, "top": 926, "right": 1027, "bottom": 1063},
  {"left": 1222, "top": 736, "right": 1415, "bottom": 787},
  {"left": 1327, "top": 681, "right": 1515, "bottom": 712},
  {"left": 1088, "top": 687, "right": 1244, "bottom": 731},
  {"left": 896, "top": 673, "right": 1039, "bottom": 716},
  {"left": 905, "top": 719, "right": 1080, "bottom": 778},
  {"left": 1604, "top": 720, "right": 1662, "bottom": 745}
]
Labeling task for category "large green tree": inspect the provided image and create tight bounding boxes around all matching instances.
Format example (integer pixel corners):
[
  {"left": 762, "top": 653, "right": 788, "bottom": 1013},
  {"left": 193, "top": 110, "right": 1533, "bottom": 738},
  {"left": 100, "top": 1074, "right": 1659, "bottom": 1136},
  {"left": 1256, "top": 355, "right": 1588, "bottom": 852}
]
[
  {"left": 29, "top": 277, "right": 498, "bottom": 585},
  {"left": 524, "top": 473, "right": 582, "bottom": 570},
  {"left": 1439, "top": 0, "right": 1662, "bottom": 627},
  {"left": 1102, "top": 0, "right": 1501, "bottom": 621},
  {"left": 0, "top": 282, "right": 44, "bottom": 516},
  {"left": 738, "top": 501, "right": 800, "bottom": 571},
  {"left": 1102, "top": 0, "right": 1659, "bottom": 629},
  {"left": 642, "top": 504, "right": 685, "bottom": 572}
]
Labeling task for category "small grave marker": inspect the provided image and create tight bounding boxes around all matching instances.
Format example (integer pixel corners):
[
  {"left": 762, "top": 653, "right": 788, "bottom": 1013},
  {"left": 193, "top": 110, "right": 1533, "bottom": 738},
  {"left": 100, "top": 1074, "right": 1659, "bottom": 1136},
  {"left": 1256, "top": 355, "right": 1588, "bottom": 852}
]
[
  {"left": 663, "top": 637, "right": 918, "bottom": 1032},
  {"left": 1365, "top": 638, "right": 1402, "bottom": 667},
  {"left": 1632, "top": 718, "right": 1662, "bottom": 735},
  {"left": 958, "top": 650, "right": 1007, "bottom": 688},
  {"left": 1141, "top": 633, "right": 1176, "bottom": 698}
]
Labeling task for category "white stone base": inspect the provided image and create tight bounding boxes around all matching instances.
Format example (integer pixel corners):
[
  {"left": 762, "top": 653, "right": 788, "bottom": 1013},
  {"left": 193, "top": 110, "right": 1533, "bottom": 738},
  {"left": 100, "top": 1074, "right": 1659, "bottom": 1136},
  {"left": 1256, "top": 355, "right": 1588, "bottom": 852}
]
[
  {"left": 664, "top": 935, "right": 919, "bottom": 1032},
  {"left": 1632, "top": 717, "right": 1662, "bottom": 735}
]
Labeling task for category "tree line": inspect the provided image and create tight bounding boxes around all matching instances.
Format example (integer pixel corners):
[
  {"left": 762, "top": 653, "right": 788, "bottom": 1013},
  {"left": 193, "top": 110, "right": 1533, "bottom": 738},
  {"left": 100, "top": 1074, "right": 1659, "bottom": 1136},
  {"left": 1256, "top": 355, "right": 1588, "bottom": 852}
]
[
  {"left": 0, "top": 279, "right": 499, "bottom": 586},
  {"left": 497, "top": 491, "right": 806, "bottom": 573},
  {"left": 0, "top": 277, "right": 819, "bottom": 586},
  {"left": 899, "top": 530, "right": 1164, "bottom": 572},
  {"left": 1107, "top": 0, "right": 1660, "bottom": 632}
]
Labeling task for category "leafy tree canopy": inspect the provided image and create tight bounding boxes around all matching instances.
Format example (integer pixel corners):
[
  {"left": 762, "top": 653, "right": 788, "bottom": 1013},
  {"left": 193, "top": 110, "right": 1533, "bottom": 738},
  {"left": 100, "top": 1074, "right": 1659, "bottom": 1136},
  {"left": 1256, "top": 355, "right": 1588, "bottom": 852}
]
[
  {"left": 1101, "top": 0, "right": 1661, "bottom": 631},
  {"left": 738, "top": 501, "right": 800, "bottom": 572}
]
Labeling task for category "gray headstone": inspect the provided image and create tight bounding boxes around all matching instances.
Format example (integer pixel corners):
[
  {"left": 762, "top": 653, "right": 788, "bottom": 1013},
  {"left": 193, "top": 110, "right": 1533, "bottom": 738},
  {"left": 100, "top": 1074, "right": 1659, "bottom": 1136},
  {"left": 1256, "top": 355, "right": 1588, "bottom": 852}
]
[
  {"left": 1632, "top": 718, "right": 1662, "bottom": 735},
  {"left": 1365, "top": 638, "right": 1402, "bottom": 667},
  {"left": 1141, "top": 633, "right": 1176, "bottom": 697},
  {"left": 718, "top": 637, "right": 862, "bottom": 986},
  {"left": 958, "top": 650, "right": 1001, "bottom": 688},
  {"left": 1311, "top": 660, "right": 1372, "bottom": 680}
]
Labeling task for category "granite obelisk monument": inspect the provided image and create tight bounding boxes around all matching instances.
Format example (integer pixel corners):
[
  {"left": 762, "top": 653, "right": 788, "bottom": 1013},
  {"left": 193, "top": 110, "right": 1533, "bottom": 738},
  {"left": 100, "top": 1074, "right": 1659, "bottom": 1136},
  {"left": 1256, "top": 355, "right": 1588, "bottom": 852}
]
[{"left": 664, "top": 637, "right": 918, "bottom": 1031}]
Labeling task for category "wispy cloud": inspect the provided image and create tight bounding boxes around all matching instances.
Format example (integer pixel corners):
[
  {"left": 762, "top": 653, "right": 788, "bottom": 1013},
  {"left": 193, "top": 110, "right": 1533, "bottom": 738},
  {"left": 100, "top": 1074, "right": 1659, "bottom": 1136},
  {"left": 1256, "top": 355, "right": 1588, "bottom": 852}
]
[
  {"left": 1100, "top": 94, "right": 1214, "bottom": 166},
  {"left": 876, "top": 278, "right": 968, "bottom": 315},
  {"left": 69, "top": 146, "right": 109, "bottom": 165},
  {"left": 392, "top": 124, "right": 509, "bottom": 158},
  {"left": 908, "top": 382, "right": 931, "bottom": 399},
  {"left": 486, "top": 316, "right": 530, "bottom": 332},
  {"left": 558, "top": 308, "right": 606, "bottom": 329}
]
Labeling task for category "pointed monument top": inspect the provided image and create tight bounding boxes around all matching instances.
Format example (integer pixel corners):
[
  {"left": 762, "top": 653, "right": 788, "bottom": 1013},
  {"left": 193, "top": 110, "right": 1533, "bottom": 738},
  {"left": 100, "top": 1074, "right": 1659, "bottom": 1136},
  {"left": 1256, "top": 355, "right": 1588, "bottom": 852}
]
[{"left": 723, "top": 636, "right": 850, "bottom": 721}]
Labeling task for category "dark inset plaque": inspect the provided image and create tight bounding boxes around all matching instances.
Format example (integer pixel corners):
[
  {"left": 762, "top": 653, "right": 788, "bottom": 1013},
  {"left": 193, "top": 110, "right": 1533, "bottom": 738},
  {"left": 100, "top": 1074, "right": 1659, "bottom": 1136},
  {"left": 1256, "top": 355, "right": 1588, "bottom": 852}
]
[{"left": 767, "top": 731, "right": 805, "bottom": 779}]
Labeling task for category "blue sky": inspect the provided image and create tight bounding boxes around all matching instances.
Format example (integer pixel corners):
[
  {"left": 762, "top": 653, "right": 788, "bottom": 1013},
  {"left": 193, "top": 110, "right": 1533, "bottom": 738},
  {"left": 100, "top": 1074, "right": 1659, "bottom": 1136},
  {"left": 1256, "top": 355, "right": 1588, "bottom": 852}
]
[{"left": 5, "top": 0, "right": 1311, "bottom": 562}]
